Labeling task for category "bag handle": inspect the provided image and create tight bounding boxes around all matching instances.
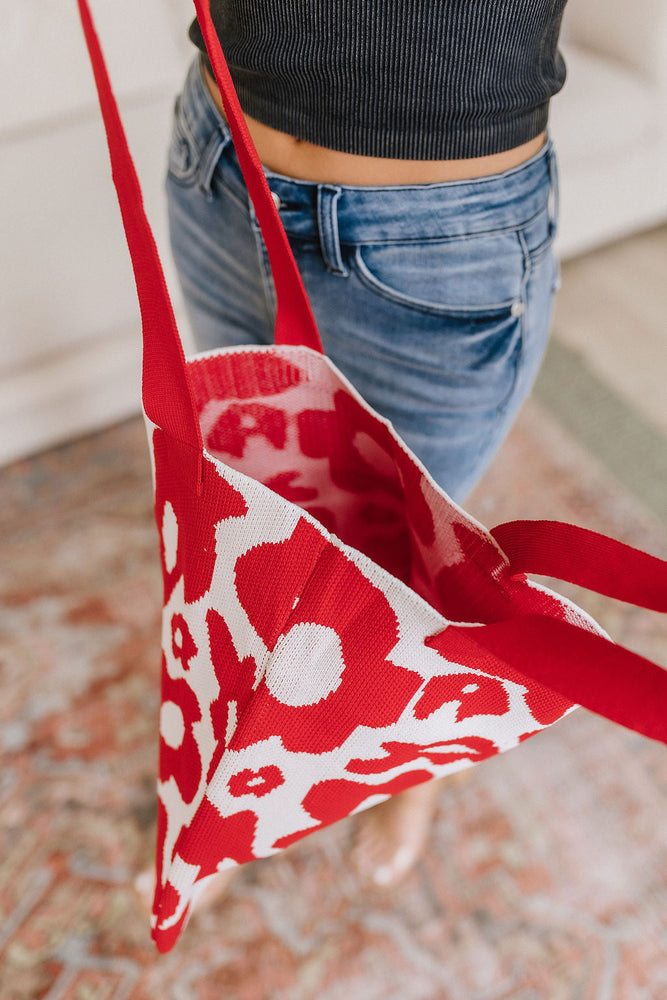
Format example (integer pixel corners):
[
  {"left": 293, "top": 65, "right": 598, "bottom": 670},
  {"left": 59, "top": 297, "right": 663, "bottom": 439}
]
[
  {"left": 428, "top": 613, "right": 667, "bottom": 745},
  {"left": 432, "top": 520, "right": 667, "bottom": 744},
  {"left": 77, "top": 0, "right": 323, "bottom": 492},
  {"left": 491, "top": 520, "right": 667, "bottom": 613},
  {"left": 78, "top": 0, "right": 204, "bottom": 486},
  {"left": 193, "top": 0, "right": 323, "bottom": 354}
]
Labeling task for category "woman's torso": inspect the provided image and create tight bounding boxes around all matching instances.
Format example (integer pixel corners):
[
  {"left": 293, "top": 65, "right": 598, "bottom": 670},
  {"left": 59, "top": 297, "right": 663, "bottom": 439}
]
[
  {"left": 202, "top": 65, "right": 548, "bottom": 186},
  {"left": 193, "top": 0, "right": 566, "bottom": 180}
]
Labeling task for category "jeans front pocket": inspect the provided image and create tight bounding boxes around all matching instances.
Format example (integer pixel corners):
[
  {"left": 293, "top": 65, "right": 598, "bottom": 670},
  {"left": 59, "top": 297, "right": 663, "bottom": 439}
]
[
  {"left": 344, "top": 230, "right": 527, "bottom": 415},
  {"left": 351, "top": 230, "right": 525, "bottom": 316}
]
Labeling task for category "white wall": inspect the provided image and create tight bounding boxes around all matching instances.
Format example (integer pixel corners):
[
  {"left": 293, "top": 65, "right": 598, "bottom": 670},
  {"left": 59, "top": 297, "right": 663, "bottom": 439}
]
[{"left": 1, "top": 0, "right": 195, "bottom": 466}]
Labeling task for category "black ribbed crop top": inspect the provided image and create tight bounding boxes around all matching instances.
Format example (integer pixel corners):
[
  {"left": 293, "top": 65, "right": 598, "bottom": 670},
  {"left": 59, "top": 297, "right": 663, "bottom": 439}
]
[{"left": 189, "top": 0, "right": 567, "bottom": 160}]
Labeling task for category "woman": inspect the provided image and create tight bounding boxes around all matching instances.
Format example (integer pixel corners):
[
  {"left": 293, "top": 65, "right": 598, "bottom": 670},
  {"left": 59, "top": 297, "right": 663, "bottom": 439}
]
[{"left": 164, "top": 0, "right": 564, "bottom": 892}]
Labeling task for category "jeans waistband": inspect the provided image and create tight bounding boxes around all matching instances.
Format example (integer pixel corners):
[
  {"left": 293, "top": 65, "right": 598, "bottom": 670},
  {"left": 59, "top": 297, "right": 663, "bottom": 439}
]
[{"left": 182, "top": 55, "right": 558, "bottom": 247}]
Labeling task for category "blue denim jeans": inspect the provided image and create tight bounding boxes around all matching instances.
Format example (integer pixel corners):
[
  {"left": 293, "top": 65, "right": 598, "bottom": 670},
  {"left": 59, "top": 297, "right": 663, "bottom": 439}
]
[{"left": 166, "top": 56, "right": 561, "bottom": 503}]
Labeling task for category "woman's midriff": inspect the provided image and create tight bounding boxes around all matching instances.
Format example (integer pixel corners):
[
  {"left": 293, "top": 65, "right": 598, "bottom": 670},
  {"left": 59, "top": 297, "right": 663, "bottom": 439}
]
[{"left": 203, "top": 64, "right": 547, "bottom": 186}]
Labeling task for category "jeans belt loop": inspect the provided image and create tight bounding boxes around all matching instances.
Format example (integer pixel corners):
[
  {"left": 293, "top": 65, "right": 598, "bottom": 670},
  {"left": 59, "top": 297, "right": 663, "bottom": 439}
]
[
  {"left": 198, "top": 127, "right": 231, "bottom": 202},
  {"left": 317, "top": 185, "right": 348, "bottom": 277}
]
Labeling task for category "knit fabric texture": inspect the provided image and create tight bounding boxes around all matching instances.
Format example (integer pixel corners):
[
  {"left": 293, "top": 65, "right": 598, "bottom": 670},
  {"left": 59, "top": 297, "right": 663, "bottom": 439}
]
[
  {"left": 148, "top": 343, "right": 603, "bottom": 951},
  {"left": 189, "top": 0, "right": 568, "bottom": 159}
]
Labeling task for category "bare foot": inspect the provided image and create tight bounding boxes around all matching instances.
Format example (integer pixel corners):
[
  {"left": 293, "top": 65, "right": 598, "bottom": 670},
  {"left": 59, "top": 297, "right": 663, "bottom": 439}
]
[
  {"left": 133, "top": 865, "right": 237, "bottom": 917},
  {"left": 351, "top": 770, "right": 469, "bottom": 888}
]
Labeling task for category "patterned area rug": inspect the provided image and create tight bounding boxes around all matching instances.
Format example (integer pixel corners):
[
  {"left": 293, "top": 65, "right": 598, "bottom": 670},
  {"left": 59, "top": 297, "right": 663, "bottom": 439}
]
[{"left": 1, "top": 399, "right": 666, "bottom": 1000}]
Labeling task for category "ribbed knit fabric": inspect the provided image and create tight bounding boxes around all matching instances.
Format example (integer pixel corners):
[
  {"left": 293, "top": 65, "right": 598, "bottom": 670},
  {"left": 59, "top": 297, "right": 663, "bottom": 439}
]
[{"left": 189, "top": 0, "right": 568, "bottom": 159}]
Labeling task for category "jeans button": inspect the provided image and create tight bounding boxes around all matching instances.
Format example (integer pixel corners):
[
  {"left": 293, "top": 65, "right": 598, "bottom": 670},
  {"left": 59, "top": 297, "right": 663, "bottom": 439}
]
[
  {"left": 270, "top": 190, "right": 282, "bottom": 210},
  {"left": 511, "top": 300, "right": 525, "bottom": 318}
]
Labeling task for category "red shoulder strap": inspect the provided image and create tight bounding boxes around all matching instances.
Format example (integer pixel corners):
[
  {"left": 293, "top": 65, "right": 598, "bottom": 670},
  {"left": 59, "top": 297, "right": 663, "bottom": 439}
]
[
  {"left": 491, "top": 520, "right": 667, "bottom": 613},
  {"left": 77, "top": 0, "right": 323, "bottom": 492},
  {"left": 77, "top": 0, "right": 203, "bottom": 487},
  {"left": 192, "top": 0, "right": 323, "bottom": 353},
  {"left": 430, "top": 614, "right": 667, "bottom": 745},
  {"left": 432, "top": 519, "right": 667, "bottom": 744}
]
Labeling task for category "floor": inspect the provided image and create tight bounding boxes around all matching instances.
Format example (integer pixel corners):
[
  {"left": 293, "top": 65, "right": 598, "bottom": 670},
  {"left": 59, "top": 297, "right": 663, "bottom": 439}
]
[{"left": 1, "top": 225, "right": 666, "bottom": 999}]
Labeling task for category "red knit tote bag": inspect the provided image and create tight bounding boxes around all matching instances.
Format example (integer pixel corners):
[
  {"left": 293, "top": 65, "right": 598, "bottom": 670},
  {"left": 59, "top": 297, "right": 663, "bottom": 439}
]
[{"left": 78, "top": 0, "right": 667, "bottom": 953}]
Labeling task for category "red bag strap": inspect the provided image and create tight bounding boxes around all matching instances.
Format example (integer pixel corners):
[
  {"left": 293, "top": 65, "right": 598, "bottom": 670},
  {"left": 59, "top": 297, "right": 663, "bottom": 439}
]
[
  {"left": 434, "top": 520, "right": 667, "bottom": 744},
  {"left": 429, "top": 614, "right": 667, "bottom": 745},
  {"left": 77, "top": 0, "right": 323, "bottom": 490},
  {"left": 491, "top": 520, "right": 667, "bottom": 613},
  {"left": 192, "top": 0, "right": 323, "bottom": 353},
  {"left": 77, "top": 0, "right": 203, "bottom": 484}
]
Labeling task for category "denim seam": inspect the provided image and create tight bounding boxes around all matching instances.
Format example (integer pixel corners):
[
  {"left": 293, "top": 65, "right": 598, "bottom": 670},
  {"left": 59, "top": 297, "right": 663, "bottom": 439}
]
[
  {"left": 498, "top": 229, "right": 531, "bottom": 418},
  {"left": 527, "top": 241, "right": 555, "bottom": 267},
  {"left": 248, "top": 211, "right": 278, "bottom": 320},
  {"left": 546, "top": 143, "right": 560, "bottom": 239},
  {"left": 210, "top": 175, "right": 251, "bottom": 215},
  {"left": 517, "top": 229, "right": 533, "bottom": 281},
  {"left": 167, "top": 162, "right": 199, "bottom": 189},
  {"left": 280, "top": 214, "right": 548, "bottom": 249},
  {"left": 473, "top": 303, "right": 524, "bottom": 427}
]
